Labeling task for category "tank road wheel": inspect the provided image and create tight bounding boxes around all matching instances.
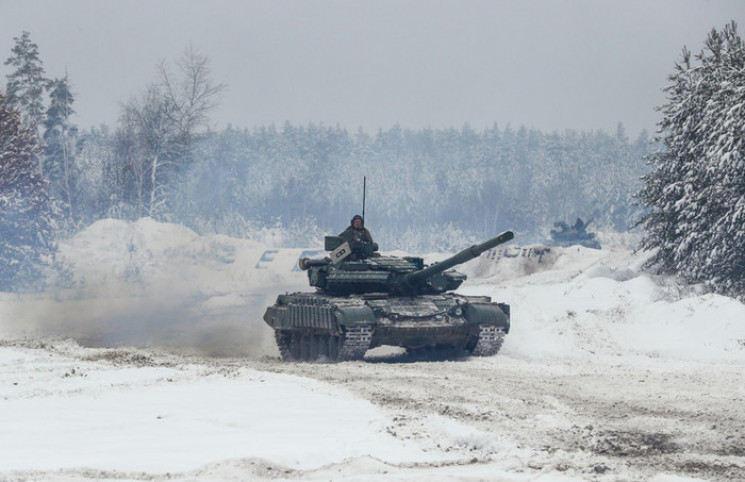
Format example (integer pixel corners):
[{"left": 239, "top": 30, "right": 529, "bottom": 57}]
[
  {"left": 328, "top": 335, "right": 341, "bottom": 361},
  {"left": 312, "top": 335, "right": 324, "bottom": 359},
  {"left": 275, "top": 331, "right": 308, "bottom": 361},
  {"left": 299, "top": 334, "right": 313, "bottom": 360},
  {"left": 339, "top": 326, "right": 372, "bottom": 361},
  {"left": 289, "top": 333, "right": 302, "bottom": 360},
  {"left": 276, "top": 331, "right": 344, "bottom": 362},
  {"left": 309, "top": 334, "right": 323, "bottom": 360},
  {"left": 470, "top": 325, "right": 506, "bottom": 357}
]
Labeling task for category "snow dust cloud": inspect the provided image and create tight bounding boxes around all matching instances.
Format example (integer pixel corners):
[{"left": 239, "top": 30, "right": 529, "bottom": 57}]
[
  {"left": 2, "top": 291, "right": 273, "bottom": 357},
  {"left": 0, "top": 219, "right": 310, "bottom": 357}
]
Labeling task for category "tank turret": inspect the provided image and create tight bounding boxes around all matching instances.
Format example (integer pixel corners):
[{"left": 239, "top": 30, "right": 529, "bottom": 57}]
[
  {"left": 263, "top": 230, "right": 515, "bottom": 362},
  {"left": 550, "top": 217, "right": 600, "bottom": 249},
  {"left": 299, "top": 231, "right": 514, "bottom": 296}
]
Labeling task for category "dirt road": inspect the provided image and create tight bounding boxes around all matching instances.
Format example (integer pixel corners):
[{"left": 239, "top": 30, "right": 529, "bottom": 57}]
[
  {"left": 2, "top": 335, "right": 743, "bottom": 481},
  {"left": 255, "top": 353, "right": 745, "bottom": 480}
]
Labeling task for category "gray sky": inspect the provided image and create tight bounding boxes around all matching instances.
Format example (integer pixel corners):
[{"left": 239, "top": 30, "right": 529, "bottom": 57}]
[{"left": 1, "top": 0, "right": 743, "bottom": 137}]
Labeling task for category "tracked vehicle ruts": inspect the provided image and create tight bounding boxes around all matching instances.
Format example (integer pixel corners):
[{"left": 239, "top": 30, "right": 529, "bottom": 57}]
[{"left": 263, "top": 230, "right": 514, "bottom": 362}]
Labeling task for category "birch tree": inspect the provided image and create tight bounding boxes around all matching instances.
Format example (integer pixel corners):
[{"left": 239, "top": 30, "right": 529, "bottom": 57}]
[{"left": 119, "top": 47, "right": 224, "bottom": 218}]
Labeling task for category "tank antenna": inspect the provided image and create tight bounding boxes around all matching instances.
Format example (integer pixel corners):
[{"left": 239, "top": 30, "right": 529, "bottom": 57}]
[{"left": 362, "top": 176, "right": 366, "bottom": 223}]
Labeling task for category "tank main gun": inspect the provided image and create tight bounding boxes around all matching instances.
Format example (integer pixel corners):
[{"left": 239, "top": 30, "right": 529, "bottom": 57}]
[
  {"left": 402, "top": 230, "right": 514, "bottom": 287},
  {"left": 297, "top": 230, "right": 514, "bottom": 296}
]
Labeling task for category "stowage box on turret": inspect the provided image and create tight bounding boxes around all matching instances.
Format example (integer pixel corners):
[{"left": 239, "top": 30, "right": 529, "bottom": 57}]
[{"left": 263, "top": 229, "right": 514, "bottom": 362}]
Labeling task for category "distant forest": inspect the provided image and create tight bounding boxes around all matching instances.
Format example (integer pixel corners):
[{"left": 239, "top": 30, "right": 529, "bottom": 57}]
[{"left": 75, "top": 122, "right": 652, "bottom": 250}]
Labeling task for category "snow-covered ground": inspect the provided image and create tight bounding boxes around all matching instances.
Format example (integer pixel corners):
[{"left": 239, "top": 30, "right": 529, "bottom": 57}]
[{"left": 1, "top": 218, "right": 744, "bottom": 481}]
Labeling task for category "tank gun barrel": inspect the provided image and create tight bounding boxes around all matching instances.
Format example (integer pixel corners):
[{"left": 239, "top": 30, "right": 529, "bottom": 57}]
[
  {"left": 403, "top": 230, "right": 514, "bottom": 286},
  {"left": 298, "top": 256, "right": 331, "bottom": 270}
]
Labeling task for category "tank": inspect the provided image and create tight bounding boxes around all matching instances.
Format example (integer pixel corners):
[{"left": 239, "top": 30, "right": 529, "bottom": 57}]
[
  {"left": 550, "top": 217, "right": 601, "bottom": 249},
  {"left": 263, "top": 230, "right": 514, "bottom": 362}
]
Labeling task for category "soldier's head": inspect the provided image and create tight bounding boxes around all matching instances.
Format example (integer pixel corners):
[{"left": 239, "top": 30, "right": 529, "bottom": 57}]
[{"left": 351, "top": 214, "right": 363, "bottom": 229}]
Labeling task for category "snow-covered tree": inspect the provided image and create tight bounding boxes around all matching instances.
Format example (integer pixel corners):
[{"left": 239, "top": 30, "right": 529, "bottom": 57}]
[
  {"left": 4, "top": 32, "right": 48, "bottom": 133},
  {"left": 74, "top": 126, "right": 118, "bottom": 223},
  {"left": 0, "top": 92, "right": 57, "bottom": 291},
  {"left": 4, "top": 31, "right": 49, "bottom": 175},
  {"left": 43, "top": 75, "right": 78, "bottom": 225},
  {"left": 638, "top": 21, "right": 745, "bottom": 299},
  {"left": 119, "top": 47, "right": 223, "bottom": 219}
]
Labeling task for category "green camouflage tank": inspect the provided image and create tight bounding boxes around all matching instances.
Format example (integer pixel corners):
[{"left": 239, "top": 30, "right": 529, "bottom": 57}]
[{"left": 263, "top": 230, "right": 514, "bottom": 362}]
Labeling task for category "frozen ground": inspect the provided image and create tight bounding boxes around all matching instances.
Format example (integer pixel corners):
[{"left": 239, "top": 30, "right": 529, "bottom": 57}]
[{"left": 0, "top": 218, "right": 744, "bottom": 481}]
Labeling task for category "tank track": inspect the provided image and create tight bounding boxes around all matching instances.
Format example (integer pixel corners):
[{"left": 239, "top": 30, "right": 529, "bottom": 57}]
[
  {"left": 339, "top": 325, "right": 372, "bottom": 361},
  {"left": 471, "top": 325, "right": 506, "bottom": 357},
  {"left": 274, "top": 327, "right": 371, "bottom": 362},
  {"left": 275, "top": 331, "right": 292, "bottom": 361}
]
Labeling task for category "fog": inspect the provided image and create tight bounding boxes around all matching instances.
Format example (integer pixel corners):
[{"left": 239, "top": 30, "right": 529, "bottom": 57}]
[{"left": 2, "top": 0, "right": 743, "bottom": 137}]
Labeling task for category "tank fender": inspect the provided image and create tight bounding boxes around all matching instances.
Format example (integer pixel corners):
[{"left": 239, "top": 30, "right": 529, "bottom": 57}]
[
  {"left": 263, "top": 306, "right": 279, "bottom": 328},
  {"left": 463, "top": 302, "right": 510, "bottom": 333},
  {"left": 335, "top": 305, "right": 377, "bottom": 326},
  {"left": 264, "top": 301, "right": 339, "bottom": 331}
]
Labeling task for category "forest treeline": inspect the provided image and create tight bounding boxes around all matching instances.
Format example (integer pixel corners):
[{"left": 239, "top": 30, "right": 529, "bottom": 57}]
[{"left": 77, "top": 121, "right": 652, "bottom": 250}]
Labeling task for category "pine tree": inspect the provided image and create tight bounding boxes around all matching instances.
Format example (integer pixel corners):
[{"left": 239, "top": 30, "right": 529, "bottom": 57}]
[
  {"left": 0, "top": 92, "right": 57, "bottom": 291},
  {"left": 43, "top": 75, "right": 79, "bottom": 225},
  {"left": 638, "top": 21, "right": 745, "bottom": 299},
  {"left": 4, "top": 32, "right": 48, "bottom": 132},
  {"left": 4, "top": 31, "right": 48, "bottom": 175}
]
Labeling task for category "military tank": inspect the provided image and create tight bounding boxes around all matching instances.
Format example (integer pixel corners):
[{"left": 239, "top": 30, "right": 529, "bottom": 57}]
[
  {"left": 550, "top": 217, "right": 601, "bottom": 249},
  {"left": 263, "top": 229, "right": 514, "bottom": 362}
]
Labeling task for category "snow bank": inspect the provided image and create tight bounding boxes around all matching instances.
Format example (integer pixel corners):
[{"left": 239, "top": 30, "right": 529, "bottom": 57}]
[{"left": 462, "top": 244, "right": 745, "bottom": 362}]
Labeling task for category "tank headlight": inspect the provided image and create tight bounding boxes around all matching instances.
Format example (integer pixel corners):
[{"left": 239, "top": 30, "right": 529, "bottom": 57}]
[{"left": 453, "top": 307, "right": 463, "bottom": 316}]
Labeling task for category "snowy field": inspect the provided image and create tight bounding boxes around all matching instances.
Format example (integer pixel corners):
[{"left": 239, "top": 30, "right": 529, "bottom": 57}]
[{"left": 1, "top": 218, "right": 744, "bottom": 481}]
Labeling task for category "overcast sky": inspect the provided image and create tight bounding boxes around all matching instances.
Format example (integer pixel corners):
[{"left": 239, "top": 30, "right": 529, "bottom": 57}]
[{"left": 1, "top": 0, "right": 743, "bottom": 137}]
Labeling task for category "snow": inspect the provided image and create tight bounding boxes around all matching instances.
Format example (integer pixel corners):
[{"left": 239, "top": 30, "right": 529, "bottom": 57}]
[
  {"left": 457, "top": 244, "right": 745, "bottom": 362},
  {"left": 0, "top": 347, "right": 424, "bottom": 473},
  {"left": 1, "top": 218, "right": 744, "bottom": 481}
]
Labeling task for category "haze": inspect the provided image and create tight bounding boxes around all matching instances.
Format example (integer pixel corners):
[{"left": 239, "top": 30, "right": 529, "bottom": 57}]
[{"left": 1, "top": 0, "right": 743, "bottom": 137}]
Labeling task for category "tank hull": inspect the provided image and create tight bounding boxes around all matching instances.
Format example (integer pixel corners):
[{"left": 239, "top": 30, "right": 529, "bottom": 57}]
[
  {"left": 551, "top": 232, "right": 601, "bottom": 249},
  {"left": 263, "top": 292, "right": 510, "bottom": 362}
]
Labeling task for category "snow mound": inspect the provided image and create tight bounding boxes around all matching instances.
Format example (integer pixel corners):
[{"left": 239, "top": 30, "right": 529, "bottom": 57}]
[
  {"left": 57, "top": 217, "right": 270, "bottom": 296},
  {"left": 461, "top": 244, "right": 745, "bottom": 362}
]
